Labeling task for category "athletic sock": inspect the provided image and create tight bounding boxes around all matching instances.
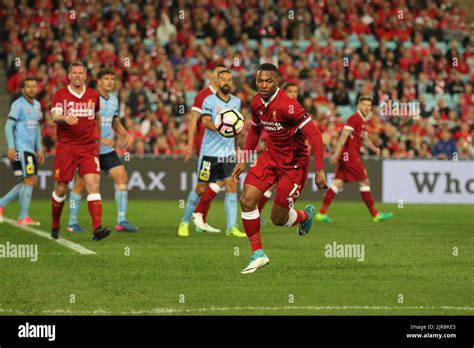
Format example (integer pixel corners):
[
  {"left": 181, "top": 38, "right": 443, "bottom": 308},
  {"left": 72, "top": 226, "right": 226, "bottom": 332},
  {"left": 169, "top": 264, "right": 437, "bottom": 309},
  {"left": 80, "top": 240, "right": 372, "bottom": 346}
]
[
  {"left": 224, "top": 192, "right": 238, "bottom": 230},
  {"left": 87, "top": 193, "right": 102, "bottom": 230},
  {"left": 284, "top": 208, "right": 309, "bottom": 227},
  {"left": 51, "top": 191, "right": 66, "bottom": 229},
  {"left": 195, "top": 183, "right": 219, "bottom": 222},
  {"left": 182, "top": 190, "right": 200, "bottom": 223},
  {"left": 320, "top": 184, "right": 338, "bottom": 214},
  {"left": 18, "top": 184, "right": 33, "bottom": 220},
  {"left": 257, "top": 189, "right": 272, "bottom": 212},
  {"left": 242, "top": 209, "right": 262, "bottom": 252},
  {"left": 360, "top": 187, "right": 378, "bottom": 217},
  {"left": 68, "top": 191, "right": 82, "bottom": 225},
  {"left": 115, "top": 190, "right": 128, "bottom": 224}
]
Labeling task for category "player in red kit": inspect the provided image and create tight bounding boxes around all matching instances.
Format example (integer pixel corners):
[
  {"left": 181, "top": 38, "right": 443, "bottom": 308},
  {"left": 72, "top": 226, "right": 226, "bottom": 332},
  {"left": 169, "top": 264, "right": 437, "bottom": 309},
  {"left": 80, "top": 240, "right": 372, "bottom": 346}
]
[
  {"left": 232, "top": 63, "right": 328, "bottom": 274},
  {"left": 316, "top": 95, "right": 393, "bottom": 223},
  {"left": 50, "top": 61, "right": 111, "bottom": 240}
]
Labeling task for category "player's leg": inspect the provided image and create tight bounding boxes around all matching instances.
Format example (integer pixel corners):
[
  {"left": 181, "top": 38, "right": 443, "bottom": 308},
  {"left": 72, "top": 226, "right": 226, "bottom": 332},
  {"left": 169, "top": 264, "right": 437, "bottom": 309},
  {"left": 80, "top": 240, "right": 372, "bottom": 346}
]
[
  {"left": 0, "top": 153, "right": 25, "bottom": 222},
  {"left": 191, "top": 156, "right": 221, "bottom": 233},
  {"left": 257, "top": 183, "right": 275, "bottom": 225},
  {"left": 17, "top": 175, "right": 39, "bottom": 225},
  {"left": 108, "top": 164, "right": 138, "bottom": 232},
  {"left": 317, "top": 178, "right": 343, "bottom": 223},
  {"left": 359, "top": 177, "right": 393, "bottom": 222},
  {"left": 271, "top": 170, "right": 315, "bottom": 236},
  {"left": 51, "top": 181, "right": 68, "bottom": 239},
  {"left": 178, "top": 155, "right": 208, "bottom": 236},
  {"left": 67, "top": 175, "right": 85, "bottom": 233},
  {"left": 79, "top": 144, "right": 110, "bottom": 240},
  {"left": 223, "top": 176, "right": 245, "bottom": 237}
]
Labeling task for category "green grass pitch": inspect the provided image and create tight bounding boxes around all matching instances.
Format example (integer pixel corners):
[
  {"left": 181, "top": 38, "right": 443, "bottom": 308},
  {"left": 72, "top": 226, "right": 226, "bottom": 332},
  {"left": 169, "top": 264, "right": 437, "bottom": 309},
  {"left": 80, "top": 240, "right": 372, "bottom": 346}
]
[{"left": 0, "top": 200, "right": 472, "bottom": 315}]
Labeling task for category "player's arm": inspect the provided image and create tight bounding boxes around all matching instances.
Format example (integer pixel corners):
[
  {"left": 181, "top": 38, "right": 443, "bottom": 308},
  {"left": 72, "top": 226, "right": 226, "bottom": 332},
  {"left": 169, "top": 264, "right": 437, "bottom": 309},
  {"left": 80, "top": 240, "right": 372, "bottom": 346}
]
[
  {"left": 35, "top": 125, "right": 44, "bottom": 165},
  {"left": 201, "top": 114, "right": 218, "bottom": 132},
  {"left": 51, "top": 106, "right": 78, "bottom": 125},
  {"left": 184, "top": 109, "right": 201, "bottom": 161},
  {"left": 4, "top": 117, "right": 17, "bottom": 161},
  {"left": 330, "top": 128, "right": 352, "bottom": 164},
  {"left": 299, "top": 117, "right": 328, "bottom": 189},
  {"left": 112, "top": 116, "right": 133, "bottom": 149},
  {"left": 363, "top": 132, "right": 380, "bottom": 156}
]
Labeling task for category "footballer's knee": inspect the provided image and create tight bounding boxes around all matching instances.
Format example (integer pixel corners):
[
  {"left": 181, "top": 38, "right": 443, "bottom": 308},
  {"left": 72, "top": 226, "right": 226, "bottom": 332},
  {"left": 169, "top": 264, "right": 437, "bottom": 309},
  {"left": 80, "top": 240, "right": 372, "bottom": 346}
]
[
  {"left": 54, "top": 183, "right": 68, "bottom": 197},
  {"left": 270, "top": 212, "right": 287, "bottom": 226},
  {"left": 23, "top": 176, "right": 37, "bottom": 187},
  {"left": 239, "top": 193, "right": 258, "bottom": 212},
  {"left": 194, "top": 183, "right": 207, "bottom": 196}
]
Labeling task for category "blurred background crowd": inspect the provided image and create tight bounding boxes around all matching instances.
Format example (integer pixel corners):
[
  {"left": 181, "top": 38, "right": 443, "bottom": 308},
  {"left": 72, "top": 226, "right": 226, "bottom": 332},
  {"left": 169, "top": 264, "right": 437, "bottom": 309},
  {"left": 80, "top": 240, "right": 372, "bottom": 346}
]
[{"left": 1, "top": 0, "right": 473, "bottom": 160}]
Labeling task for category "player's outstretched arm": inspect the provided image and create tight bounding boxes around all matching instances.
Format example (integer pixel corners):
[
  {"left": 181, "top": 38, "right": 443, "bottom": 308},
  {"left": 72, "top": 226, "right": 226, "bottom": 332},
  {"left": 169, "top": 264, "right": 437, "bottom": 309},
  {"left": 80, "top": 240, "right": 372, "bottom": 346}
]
[
  {"left": 330, "top": 128, "right": 351, "bottom": 163},
  {"left": 112, "top": 117, "right": 133, "bottom": 149},
  {"left": 363, "top": 132, "right": 380, "bottom": 156},
  {"left": 300, "top": 120, "right": 328, "bottom": 189}
]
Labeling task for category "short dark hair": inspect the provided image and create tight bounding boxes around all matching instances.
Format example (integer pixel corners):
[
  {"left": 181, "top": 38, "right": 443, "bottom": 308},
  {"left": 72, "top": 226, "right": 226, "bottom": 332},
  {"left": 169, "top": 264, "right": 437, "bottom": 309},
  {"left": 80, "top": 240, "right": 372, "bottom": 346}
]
[
  {"left": 217, "top": 69, "right": 232, "bottom": 77},
  {"left": 20, "top": 77, "right": 37, "bottom": 89},
  {"left": 358, "top": 95, "right": 373, "bottom": 104},
  {"left": 284, "top": 82, "right": 297, "bottom": 91},
  {"left": 97, "top": 67, "right": 116, "bottom": 79},
  {"left": 215, "top": 64, "right": 227, "bottom": 70},
  {"left": 68, "top": 61, "right": 87, "bottom": 73},
  {"left": 257, "top": 63, "right": 279, "bottom": 75}
]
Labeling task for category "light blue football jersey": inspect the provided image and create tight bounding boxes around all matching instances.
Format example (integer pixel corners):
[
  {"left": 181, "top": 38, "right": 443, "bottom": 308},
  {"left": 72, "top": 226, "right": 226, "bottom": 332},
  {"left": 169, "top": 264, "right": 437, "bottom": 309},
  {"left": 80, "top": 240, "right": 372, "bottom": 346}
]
[
  {"left": 8, "top": 96, "right": 42, "bottom": 154},
  {"left": 99, "top": 93, "right": 120, "bottom": 155},
  {"left": 200, "top": 93, "right": 241, "bottom": 158}
]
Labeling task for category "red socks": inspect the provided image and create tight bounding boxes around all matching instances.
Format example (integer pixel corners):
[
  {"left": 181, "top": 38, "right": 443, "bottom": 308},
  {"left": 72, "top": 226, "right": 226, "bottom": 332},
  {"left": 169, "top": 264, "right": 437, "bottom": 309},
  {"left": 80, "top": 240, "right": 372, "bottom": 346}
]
[
  {"left": 360, "top": 187, "right": 378, "bottom": 217},
  {"left": 320, "top": 185, "right": 338, "bottom": 214},
  {"left": 242, "top": 209, "right": 262, "bottom": 252},
  {"left": 51, "top": 191, "right": 66, "bottom": 229},
  {"left": 195, "top": 184, "right": 220, "bottom": 222},
  {"left": 87, "top": 194, "right": 103, "bottom": 230}
]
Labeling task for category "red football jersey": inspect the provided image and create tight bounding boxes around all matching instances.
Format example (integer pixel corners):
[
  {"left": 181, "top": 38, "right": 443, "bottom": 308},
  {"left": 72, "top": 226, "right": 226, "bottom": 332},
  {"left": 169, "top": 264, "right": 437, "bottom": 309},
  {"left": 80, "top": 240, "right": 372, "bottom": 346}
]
[
  {"left": 191, "top": 85, "right": 216, "bottom": 155},
  {"left": 340, "top": 110, "right": 366, "bottom": 161},
  {"left": 250, "top": 88, "right": 312, "bottom": 169},
  {"left": 51, "top": 85, "right": 100, "bottom": 145}
]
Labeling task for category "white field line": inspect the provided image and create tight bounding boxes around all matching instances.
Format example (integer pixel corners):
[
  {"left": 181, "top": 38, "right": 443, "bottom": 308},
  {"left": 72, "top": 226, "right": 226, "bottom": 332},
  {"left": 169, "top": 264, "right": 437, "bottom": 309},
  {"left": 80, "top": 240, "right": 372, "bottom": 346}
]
[
  {"left": 2, "top": 217, "right": 96, "bottom": 255},
  {"left": 0, "top": 305, "right": 473, "bottom": 315}
]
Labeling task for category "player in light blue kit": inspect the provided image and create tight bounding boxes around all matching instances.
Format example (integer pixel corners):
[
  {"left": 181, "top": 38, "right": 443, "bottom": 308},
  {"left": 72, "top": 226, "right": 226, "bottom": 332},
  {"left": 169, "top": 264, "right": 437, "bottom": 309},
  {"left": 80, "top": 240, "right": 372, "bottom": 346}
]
[
  {"left": 183, "top": 70, "right": 246, "bottom": 237},
  {"left": 0, "top": 77, "right": 44, "bottom": 225},
  {"left": 67, "top": 68, "right": 137, "bottom": 233}
]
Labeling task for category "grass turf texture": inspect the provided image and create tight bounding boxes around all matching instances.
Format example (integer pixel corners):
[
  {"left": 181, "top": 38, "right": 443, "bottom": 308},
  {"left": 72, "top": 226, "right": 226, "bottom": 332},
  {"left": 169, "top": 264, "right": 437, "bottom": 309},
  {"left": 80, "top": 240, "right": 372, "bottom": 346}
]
[{"left": 0, "top": 200, "right": 472, "bottom": 315}]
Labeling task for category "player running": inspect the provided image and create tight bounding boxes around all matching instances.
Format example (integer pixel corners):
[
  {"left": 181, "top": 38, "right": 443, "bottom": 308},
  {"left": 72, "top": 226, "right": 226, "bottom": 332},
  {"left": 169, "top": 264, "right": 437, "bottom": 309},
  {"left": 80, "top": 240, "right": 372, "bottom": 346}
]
[
  {"left": 316, "top": 95, "right": 393, "bottom": 223},
  {"left": 257, "top": 82, "right": 300, "bottom": 219},
  {"left": 232, "top": 63, "right": 328, "bottom": 274},
  {"left": 0, "top": 77, "right": 44, "bottom": 225},
  {"left": 178, "top": 64, "right": 227, "bottom": 236},
  {"left": 181, "top": 69, "right": 246, "bottom": 238},
  {"left": 67, "top": 68, "right": 137, "bottom": 233},
  {"left": 50, "top": 61, "right": 110, "bottom": 240}
]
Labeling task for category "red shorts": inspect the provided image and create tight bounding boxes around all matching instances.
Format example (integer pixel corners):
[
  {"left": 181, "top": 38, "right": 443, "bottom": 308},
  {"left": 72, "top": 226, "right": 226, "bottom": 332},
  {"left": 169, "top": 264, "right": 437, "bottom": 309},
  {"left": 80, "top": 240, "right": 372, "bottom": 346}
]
[
  {"left": 244, "top": 151, "right": 309, "bottom": 209},
  {"left": 335, "top": 156, "right": 368, "bottom": 183},
  {"left": 54, "top": 142, "right": 100, "bottom": 183}
]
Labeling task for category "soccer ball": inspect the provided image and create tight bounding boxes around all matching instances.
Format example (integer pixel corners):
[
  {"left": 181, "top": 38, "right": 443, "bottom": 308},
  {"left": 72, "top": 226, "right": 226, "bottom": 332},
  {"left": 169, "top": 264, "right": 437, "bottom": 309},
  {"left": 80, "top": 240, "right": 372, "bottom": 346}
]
[{"left": 215, "top": 108, "right": 244, "bottom": 138}]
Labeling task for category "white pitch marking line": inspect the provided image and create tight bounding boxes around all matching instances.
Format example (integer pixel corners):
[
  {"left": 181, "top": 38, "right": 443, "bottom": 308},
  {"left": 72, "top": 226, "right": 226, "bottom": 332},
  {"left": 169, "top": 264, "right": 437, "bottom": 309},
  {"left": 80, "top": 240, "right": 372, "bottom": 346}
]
[
  {"left": 0, "top": 305, "right": 473, "bottom": 315},
  {"left": 2, "top": 217, "right": 96, "bottom": 255}
]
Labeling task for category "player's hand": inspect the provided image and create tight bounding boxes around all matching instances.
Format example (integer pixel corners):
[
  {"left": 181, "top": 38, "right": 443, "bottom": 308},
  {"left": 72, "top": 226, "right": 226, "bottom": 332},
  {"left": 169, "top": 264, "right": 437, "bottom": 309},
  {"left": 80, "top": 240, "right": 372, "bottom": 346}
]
[
  {"left": 329, "top": 154, "right": 338, "bottom": 164},
  {"left": 122, "top": 134, "right": 133, "bottom": 149},
  {"left": 36, "top": 151, "right": 44, "bottom": 165},
  {"left": 315, "top": 169, "right": 328, "bottom": 189},
  {"left": 65, "top": 115, "right": 79, "bottom": 125},
  {"left": 7, "top": 148, "right": 16, "bottom": 161},
  {"left": 232, "top": 162, "right": 246, "bottom": 183},
  {"left": 184, "top": 143, "right": 193, "bottom": 162},
  {"left": 101, "top": 138, "right": 115, "bottom": 147},
  {"left": 373, "top": 147, "right": 381, "bottom": 156}
]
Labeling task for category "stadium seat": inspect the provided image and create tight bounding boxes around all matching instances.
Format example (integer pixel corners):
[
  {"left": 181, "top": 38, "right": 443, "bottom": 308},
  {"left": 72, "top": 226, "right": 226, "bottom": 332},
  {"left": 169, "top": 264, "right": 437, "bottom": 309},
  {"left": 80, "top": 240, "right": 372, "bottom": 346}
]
[
  {"left": 185, "top": 91, "right": 198, "bottom": 108},
  {"left": 337, "top": 105, "right": 354, "bottom": 119},
  {"left": 348, "top": 91, "right": 357, "bottom": 106},
  {"left": 423, "top": 93, "right": 436, "bottom": 111},
  {"left": 386, "top": 41, "right": 397, "bottom": 50},
  {"left": 333, "top": 41, "right": 345, "bottom": 49}
]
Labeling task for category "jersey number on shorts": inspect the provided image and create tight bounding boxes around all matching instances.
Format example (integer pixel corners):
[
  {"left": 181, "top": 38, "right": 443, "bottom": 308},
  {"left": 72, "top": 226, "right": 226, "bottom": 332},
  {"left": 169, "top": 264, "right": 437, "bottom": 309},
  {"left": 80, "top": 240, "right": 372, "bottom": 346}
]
[
  {"left": 287, "top": 183, "right": 301, "bottom": 208},
  {"left": 199, "top": 160, "right": 211, "bottom": 181}
]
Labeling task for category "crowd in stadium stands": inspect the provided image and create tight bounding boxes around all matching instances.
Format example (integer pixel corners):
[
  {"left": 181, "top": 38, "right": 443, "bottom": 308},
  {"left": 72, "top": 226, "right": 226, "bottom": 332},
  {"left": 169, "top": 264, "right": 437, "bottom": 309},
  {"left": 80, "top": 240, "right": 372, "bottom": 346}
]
[{"left": 1, "top": 0, "right": 473, "bottom": 160}]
